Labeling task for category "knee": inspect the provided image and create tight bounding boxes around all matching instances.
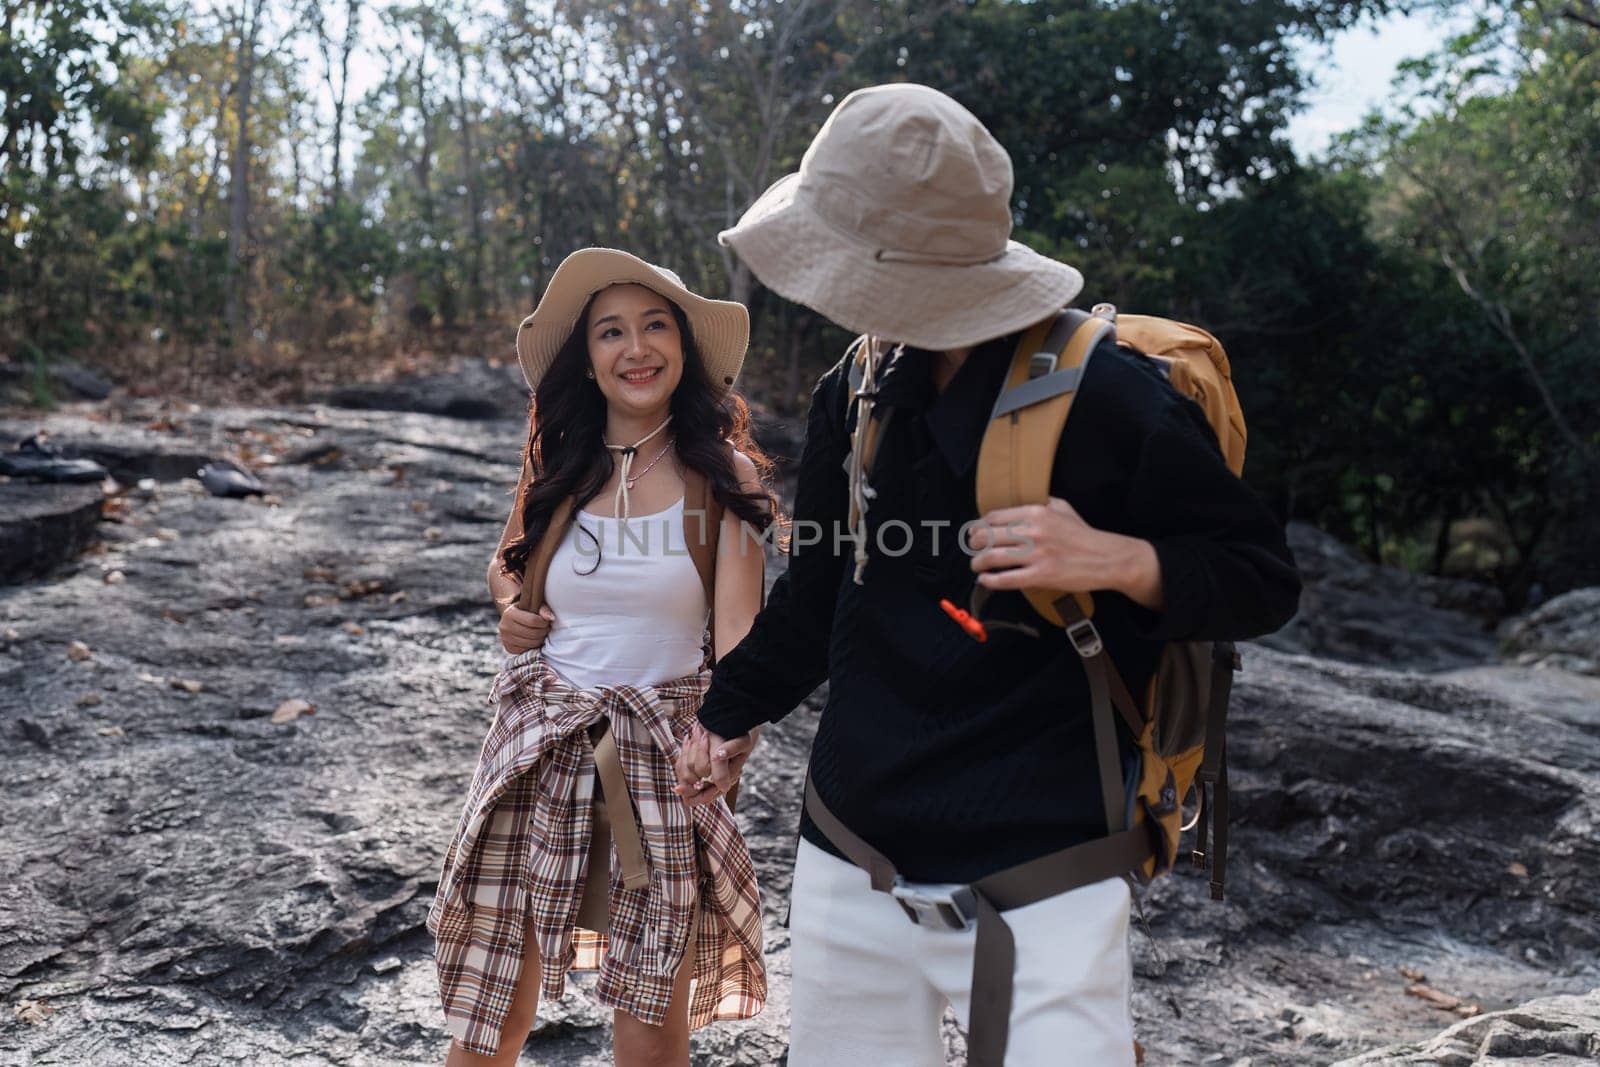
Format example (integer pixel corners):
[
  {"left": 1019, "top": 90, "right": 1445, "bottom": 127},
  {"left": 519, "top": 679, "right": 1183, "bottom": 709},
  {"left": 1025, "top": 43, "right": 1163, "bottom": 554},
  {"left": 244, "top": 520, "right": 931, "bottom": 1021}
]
[
  {"left": 614, "top": 1022, "right": 688, "bottom": 1067},
  {"left": 619, "top": 1045, "right": 682, "bottom": 1067}
]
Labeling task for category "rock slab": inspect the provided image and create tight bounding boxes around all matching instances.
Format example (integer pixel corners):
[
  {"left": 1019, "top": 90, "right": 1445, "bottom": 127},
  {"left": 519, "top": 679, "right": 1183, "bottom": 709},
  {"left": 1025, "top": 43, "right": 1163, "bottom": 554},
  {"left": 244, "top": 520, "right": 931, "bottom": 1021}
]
[{"left": 1334, "top": 988, "right": 1600, "bottom": 1065}]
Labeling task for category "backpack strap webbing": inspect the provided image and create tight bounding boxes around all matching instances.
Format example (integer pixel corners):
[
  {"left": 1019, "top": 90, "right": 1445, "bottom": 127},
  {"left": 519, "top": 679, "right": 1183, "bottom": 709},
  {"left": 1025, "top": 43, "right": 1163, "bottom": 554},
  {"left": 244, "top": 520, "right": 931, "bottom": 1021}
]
[
  {"left": 515, "top": 495, "right": 576, "bottom": 613},
  {"left": 975, "top": 307, "right": 1116, "bottom": 626},
  {"left": 804, "top": 775, "right": 1153, "bottom": 1067},
  {"left": 1191, "top": 641, "right": 1239, "bottom": 899},
  {"left": 1055, "top": 592, "right": 1148, "bottom": 840},
  {"left": 683, "top": 466, "right": 723, "bottom": 663}
]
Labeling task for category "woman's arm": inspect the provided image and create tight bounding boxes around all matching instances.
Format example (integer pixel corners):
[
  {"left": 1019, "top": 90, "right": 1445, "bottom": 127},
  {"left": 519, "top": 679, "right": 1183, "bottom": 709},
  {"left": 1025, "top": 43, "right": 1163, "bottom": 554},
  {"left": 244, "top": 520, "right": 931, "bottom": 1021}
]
[{"left": 681, "top": 451, "right": 768, "bottom": 802}]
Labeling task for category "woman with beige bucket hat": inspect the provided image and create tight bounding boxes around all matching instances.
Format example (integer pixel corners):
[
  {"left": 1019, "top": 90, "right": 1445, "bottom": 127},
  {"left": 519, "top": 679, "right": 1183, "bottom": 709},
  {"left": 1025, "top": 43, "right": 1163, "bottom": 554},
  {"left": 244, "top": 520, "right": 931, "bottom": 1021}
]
[
  {"left": 679, "top": 83, "right": 1301, "bottom": 1065},
  {"left": 426, "top": 249, "right": 780, "bottom": 1065}
]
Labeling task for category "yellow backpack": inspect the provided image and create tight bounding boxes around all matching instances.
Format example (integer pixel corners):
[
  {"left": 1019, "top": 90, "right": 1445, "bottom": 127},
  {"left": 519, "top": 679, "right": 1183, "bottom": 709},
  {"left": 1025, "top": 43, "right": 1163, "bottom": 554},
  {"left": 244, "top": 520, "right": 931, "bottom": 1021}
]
[
  {"left": 847, "top": 303, "right": 1247, "bottom": 897},
  {"left": 974, "top": 304, "right": 1244, "bottom": 894}
]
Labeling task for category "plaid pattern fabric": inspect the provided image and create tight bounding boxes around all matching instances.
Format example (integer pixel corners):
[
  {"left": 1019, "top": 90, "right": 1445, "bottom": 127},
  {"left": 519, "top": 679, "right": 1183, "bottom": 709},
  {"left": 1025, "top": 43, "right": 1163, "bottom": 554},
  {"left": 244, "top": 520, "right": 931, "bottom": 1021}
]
[{"left": 427, "top": 651, "right": 765, "bottom": 1056}]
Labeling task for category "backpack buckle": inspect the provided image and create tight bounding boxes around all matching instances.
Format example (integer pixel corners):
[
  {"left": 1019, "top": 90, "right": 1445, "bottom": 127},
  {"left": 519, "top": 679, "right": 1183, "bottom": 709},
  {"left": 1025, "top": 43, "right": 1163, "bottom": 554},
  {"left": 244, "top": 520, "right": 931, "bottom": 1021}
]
[
  {"left": 1028, "top": 351, "right": 1058, "bottom": 379},
  {"left": 890, "top": 879, "right": 978, "bottom": 931},
  {"left": 1066, "top": 617, "right": 1103, "bottom": 658}
]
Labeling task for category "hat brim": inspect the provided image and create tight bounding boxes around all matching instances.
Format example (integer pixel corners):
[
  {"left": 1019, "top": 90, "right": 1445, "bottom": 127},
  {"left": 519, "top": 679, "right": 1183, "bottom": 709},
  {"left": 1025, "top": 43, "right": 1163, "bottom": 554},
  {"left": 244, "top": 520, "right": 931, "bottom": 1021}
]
[
  {"left": 515, "top": 248, "right": 750, "bottom": 395},
  {"left": 719, "top": 173, "right": 1084, "bottom": 351}
]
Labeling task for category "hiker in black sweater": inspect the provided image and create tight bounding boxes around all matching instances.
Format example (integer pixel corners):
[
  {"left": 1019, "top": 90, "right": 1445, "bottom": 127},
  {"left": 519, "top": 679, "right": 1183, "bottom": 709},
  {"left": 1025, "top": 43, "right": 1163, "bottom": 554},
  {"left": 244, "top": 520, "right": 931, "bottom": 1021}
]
[{"left": 674, "top": 84, "right": 1301, "bottom": 1067}]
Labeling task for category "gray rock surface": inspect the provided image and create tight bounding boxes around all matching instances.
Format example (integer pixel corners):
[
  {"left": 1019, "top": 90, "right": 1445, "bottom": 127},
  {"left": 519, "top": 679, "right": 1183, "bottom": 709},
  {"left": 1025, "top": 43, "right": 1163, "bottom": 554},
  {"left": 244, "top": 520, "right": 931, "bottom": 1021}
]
[
  {"left": 0, "top": 481, "right": 104, "bottom": 583},
  {"left": 1332, "top": 988, "right": 1600, "bottom": 1065},
  {"left": 1, "top": 393, "right": 1597, "bottom": 1066},
  {"left": 0, "top": 357, "right": 115, "bottom": 405},
  {"left": 1264, "top": 524, "right": 1503, "bottom": 670},
  {"left": 314, "top": 359, "right": 530, "bottom": 422},
  {"left": 1500, "top": 588, "right": 1600, "bottom": 677}
]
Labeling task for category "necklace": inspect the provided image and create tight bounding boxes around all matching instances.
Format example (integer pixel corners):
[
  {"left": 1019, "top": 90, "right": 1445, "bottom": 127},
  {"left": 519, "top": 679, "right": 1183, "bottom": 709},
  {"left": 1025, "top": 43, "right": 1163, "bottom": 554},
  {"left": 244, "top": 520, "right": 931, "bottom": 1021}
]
[
  {"left": 626, "top": 437, "right": 673, "bottom": 490},
  {"left": 603, "top": 416, "right": 672, "bottom": 520}
]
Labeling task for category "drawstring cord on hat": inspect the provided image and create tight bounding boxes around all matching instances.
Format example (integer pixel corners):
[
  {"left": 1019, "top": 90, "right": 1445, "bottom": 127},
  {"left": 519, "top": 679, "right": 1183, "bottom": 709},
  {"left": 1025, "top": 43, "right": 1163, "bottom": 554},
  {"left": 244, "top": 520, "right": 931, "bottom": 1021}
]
[{"left": 605, "top": 416, "right": 672, "bottom": 520}]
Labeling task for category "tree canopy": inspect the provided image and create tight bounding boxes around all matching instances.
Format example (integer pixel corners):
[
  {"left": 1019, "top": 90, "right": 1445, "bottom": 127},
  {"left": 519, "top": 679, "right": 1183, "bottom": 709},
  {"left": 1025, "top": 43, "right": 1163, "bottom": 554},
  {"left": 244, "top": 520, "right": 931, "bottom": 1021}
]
[{"left": 1, "top": 0, "right": 1595, "bottom": 602}]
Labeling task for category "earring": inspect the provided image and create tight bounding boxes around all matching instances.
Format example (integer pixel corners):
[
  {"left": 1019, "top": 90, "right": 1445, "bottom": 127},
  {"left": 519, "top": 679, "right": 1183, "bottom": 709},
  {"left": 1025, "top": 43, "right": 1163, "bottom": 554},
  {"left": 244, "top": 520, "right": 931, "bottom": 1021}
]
[{"left": 585, "top": 368, "right": 595, "bottom": 380}]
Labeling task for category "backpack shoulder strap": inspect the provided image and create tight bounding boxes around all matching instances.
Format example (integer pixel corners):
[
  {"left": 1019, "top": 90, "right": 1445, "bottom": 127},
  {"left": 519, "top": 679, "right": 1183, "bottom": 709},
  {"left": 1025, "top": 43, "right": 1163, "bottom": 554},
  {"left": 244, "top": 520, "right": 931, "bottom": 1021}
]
[
  {"left": 682, "top": 463, "right": 723, "bottom": 667},
  {"left": 516, "top": 495, "right": 576, "bottom": 613},
  {"left": 974, "top": 305, "right": 1116, "bottom": 627},
  {"left": 682, "top": 465, "right": 722, "bottom": 603}
]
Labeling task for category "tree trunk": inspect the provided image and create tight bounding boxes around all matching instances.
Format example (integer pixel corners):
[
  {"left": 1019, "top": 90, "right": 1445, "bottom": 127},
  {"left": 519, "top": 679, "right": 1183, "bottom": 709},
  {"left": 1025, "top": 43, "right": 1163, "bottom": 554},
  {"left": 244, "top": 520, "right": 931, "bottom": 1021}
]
[
  {"left": 453, "top": 35, "right": 485, "bottom": 319},
  {"left": 225, "top": 0, "right": 264, "bottom": 362},
  {"left": 1431, "top": 505, "right": 1457, "bottom": 577},
  {"left": 330, "top": 0, "right": 360, "bottom": 203}
]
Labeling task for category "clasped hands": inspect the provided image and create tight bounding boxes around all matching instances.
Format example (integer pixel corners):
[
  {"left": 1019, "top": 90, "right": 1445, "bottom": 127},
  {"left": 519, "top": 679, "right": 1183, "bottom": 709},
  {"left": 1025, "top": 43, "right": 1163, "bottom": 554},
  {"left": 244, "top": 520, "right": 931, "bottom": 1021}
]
[{"left": 673, "top": 724, "right": 759, "bottom": 807}]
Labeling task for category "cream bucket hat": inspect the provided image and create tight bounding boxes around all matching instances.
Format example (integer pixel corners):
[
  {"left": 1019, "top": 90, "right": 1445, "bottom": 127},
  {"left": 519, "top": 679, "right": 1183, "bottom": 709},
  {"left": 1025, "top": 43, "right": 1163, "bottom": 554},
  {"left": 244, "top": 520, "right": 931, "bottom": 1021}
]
[
  {"left": 719, "top": 83, "right": 1083, "bottom": 351},
  {"left": 515, "top": 248, "right": 750, "bottom": 394}
]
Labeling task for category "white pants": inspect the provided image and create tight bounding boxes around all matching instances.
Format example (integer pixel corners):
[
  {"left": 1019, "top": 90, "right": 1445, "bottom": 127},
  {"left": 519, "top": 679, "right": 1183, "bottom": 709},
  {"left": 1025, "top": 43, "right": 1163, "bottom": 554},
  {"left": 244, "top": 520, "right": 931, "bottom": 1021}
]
[{"left": 787, "top": 838, "right": 1135, "bottom": 1067}]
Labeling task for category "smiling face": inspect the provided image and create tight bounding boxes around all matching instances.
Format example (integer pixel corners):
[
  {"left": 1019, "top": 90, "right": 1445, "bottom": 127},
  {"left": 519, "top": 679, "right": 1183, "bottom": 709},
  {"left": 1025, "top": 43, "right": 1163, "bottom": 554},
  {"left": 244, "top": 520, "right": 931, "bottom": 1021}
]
[{"left": 585, "top": 283, "right": 687, "bottom": 421}]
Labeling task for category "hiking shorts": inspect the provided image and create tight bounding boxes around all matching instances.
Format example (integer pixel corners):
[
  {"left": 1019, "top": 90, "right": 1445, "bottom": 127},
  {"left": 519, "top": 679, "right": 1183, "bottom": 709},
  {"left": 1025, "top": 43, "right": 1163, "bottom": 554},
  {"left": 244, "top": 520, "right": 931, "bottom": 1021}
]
[{"left": 787, "top": 838, "right": 1135, "bottom": 1067}]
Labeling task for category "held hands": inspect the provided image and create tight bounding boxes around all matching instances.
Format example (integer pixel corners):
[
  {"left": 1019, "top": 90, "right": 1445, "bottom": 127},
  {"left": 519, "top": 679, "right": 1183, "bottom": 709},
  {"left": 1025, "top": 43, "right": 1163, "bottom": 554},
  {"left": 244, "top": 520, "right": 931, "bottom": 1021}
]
[
  {"left": 673, "top": 724, "right": 759, "bottom": 808},
  {"left": 968, "top": 497, "right": 1164, "bottom": 611}
]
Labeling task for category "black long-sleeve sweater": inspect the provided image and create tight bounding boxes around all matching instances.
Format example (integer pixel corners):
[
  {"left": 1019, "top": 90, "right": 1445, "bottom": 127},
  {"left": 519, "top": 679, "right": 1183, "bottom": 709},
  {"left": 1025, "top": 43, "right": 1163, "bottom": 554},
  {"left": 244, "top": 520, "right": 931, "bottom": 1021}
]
[{"left": 699, "top": 332, "right": 1302, "bottom": 884}]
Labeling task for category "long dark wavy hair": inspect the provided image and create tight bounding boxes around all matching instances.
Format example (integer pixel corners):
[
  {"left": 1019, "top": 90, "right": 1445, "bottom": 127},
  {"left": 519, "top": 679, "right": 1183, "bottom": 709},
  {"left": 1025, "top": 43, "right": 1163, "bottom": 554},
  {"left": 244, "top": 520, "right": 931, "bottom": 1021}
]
[{"left": 500, "top": 290, "right": 785, "bottom": 579}]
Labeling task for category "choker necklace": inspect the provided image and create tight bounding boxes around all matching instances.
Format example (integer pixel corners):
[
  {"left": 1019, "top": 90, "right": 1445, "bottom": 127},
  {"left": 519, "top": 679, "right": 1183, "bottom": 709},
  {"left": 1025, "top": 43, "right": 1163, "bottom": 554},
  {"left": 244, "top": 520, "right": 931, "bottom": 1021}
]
[
  {"left": 625, "top": 437, "right": 674, "bottom": 491},
  {"left": 604, "top": 416, "right": 671, "bottom": 519}
]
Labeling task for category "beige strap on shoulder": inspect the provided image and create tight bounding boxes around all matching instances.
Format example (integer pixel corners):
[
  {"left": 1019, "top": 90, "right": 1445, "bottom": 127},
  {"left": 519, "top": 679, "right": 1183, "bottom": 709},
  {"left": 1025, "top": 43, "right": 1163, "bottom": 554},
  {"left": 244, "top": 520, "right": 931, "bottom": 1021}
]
[
  {"left": 516, "top": 495, "right": 576, "bottom": 613},
  {"left": 974, "top": 311, "right": 1109, "bottom": 627}
]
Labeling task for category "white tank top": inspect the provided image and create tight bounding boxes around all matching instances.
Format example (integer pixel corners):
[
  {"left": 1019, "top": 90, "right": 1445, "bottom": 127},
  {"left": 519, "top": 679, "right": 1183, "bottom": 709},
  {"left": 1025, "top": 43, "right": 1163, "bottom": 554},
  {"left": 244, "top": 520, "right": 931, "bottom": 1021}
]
[{"left": 539, "top": 496, "right": 710, "bottom": 690}]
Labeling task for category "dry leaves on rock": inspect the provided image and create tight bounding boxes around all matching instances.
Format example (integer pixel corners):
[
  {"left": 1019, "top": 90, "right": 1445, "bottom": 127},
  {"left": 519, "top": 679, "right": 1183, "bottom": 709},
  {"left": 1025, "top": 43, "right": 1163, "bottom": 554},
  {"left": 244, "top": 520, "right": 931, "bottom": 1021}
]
[
  {"left": 271, "top": 698, "right": 316, "bottom": 724},
  {"left": 13, "top": 999, "right": 57, "bottom": 1025},
  {"left": 1406, "top": 982, "right": 1481, "bottom": 1017},
  {"left": 67, "top": 640, "right": 91, "bottom": 662},
  {"left": 339, "top": 578, "right": 384, "bottom": 599},
  {"left": 170, "top": 678, "right": 203, "bottom": 694}
]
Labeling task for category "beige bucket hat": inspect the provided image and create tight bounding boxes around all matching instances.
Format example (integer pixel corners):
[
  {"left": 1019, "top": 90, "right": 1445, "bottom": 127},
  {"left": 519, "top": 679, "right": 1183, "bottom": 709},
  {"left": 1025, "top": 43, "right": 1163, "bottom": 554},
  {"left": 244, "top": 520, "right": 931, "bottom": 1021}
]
[
  {"left": 719, "top": 83, "right": 1083, "bottom": 351},
  {"left": 515, "top": 248, "right": 750, "bottom": 394}
]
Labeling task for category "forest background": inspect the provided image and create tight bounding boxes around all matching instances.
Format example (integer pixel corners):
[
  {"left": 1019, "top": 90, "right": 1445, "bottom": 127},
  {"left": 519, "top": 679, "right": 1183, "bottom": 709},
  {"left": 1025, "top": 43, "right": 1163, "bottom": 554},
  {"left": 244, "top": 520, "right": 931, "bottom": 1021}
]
[{"left": 2, "top": 0, "right": 1597, "bottom": 609}]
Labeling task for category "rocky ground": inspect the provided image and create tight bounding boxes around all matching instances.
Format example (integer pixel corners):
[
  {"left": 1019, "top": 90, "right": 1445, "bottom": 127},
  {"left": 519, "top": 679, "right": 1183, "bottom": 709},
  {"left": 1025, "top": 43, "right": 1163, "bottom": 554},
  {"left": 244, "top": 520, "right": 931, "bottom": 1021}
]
[{"left": 1, "top": 375, "right": 1596, "bottom": 1066}]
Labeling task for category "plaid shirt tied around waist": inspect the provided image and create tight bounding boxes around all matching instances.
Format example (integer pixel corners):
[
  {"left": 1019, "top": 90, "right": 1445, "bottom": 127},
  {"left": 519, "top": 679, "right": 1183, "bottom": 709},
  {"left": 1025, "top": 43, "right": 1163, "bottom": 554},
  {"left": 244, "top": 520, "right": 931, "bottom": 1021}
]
[{"left": 426, "top": 651, "right": 765, "bottom": 1056}]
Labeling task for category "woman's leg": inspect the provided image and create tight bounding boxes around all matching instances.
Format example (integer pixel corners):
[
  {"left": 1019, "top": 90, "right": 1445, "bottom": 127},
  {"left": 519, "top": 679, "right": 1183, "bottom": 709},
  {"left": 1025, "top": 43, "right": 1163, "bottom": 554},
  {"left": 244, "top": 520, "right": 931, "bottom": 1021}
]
[
  {"left": 444, "top": 920, "right": 544, "bottom": 1067},
  {"left": 610, "top": 909, "right": 700, "bottom": 1067}
]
